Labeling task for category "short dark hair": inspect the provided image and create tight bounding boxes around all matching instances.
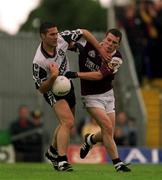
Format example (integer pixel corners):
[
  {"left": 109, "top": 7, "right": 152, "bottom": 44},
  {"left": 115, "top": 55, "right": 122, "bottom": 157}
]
[
  {"left": 39, "top": 22, "right": 57, "bottom": 34},
  {"left": 106, "top": 28, "right": 122, "bottom": 42}
]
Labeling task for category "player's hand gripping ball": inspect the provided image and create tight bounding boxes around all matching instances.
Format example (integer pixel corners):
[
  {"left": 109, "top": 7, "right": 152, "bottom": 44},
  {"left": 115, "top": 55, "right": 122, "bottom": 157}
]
[{"left": 52, "top": 76, "right": 71, "bottom": 96}]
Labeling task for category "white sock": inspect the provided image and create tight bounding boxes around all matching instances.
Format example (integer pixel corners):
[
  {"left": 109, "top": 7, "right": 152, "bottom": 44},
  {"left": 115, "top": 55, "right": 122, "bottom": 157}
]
[{"left": 87, "top": 134, "right": 93, "bottom": 146}]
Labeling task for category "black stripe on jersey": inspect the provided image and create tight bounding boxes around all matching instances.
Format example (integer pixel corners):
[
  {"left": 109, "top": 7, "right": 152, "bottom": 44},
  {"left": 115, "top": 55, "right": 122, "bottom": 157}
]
[
  {"left": 33, "top": 63, "right": 47, "bottom": 89},
  {"left": 43, "top": 91, "right": 56, "bottom": 107},
  {"left": 59, "top": 57, "right": 67, "bottom": 75}
]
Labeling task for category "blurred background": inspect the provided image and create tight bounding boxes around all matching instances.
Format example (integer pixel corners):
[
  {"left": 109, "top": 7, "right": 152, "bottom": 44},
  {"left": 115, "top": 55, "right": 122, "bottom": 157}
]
[{"left": 0, "top": 0, "right": 162, "bottom": 164}]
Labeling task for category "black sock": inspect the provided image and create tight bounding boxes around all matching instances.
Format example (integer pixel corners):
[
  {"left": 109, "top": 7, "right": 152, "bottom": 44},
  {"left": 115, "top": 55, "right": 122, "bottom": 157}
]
[
  {"left": 58, "top": 155, "right": 68, "bottom": 162},
  {"left": 112, "top": 158, "right": 122, "bottom": 165},
  {"left": 50, "top": 145, "right": 58, "bottom": 155}
]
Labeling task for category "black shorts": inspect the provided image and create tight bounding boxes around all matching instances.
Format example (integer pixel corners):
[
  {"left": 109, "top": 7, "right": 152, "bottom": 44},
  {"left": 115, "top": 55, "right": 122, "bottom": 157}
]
[{"left": 43, "top": 81, "right": 76, "bottom": 109}]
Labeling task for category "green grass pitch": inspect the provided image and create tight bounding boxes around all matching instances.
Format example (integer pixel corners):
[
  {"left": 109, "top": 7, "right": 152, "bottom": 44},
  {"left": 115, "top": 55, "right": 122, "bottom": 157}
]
[{"left": 0, "top": 163, "right": 162, "bottom": 180}]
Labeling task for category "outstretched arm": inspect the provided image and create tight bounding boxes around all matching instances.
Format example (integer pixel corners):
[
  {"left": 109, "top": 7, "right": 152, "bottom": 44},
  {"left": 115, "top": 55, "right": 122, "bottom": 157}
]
[
  {"left": 77, "top": 71, "right": 103, "bottom": 80},
  {"left": 65, "top": 57, "right": 123, "bottom": 81},
  {"left": 65, "top": 70, "right": 103, "bottom": 80},
  {"left": 65, "top": 66, "right": 113, "bottom": 81}
]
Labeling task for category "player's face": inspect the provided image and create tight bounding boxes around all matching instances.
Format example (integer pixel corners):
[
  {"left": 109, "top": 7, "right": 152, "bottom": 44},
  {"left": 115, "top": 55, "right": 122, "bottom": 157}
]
[
  {"left": 43, "top": 27, "right": 58, "bottom": 47},
  {"left": 101, "top": 33, "right": 120, "bottom": 53}
]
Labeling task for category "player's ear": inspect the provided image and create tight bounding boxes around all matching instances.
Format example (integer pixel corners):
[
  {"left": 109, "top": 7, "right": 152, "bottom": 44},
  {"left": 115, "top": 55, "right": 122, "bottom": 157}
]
[
  {"left": 40, "top": 33, "right": 45, "bottom": 40},
  {"left": 116, "top": 42, "right": 120, "bottom": 49}
]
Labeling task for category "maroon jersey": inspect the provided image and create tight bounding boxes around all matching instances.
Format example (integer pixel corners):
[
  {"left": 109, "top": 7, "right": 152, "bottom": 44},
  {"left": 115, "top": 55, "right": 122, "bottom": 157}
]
[{"left": 76, "top": 42, "right": 123, "bottom": 95}]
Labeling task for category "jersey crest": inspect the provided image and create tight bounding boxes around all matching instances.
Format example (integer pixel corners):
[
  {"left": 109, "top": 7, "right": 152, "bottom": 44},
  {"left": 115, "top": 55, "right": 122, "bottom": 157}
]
[{"left": 88, "top": 50, "right": 96, "bottom": 58}]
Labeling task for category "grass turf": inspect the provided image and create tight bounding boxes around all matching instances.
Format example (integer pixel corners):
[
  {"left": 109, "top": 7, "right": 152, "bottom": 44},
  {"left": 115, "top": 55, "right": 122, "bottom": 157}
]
[{"left": 0, "top": 163, "right": 162, "bottom": 180}]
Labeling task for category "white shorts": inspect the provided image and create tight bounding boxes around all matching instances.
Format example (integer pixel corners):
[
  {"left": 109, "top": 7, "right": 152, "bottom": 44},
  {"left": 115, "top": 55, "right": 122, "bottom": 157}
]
[{"left": 81, "top": 89, "right": 115, "bottom": 113}]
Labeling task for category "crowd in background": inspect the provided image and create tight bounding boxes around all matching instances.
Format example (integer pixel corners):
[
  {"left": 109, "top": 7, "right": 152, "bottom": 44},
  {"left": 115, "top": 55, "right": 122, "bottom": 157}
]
[
  {"left": 9, "top": 105, "right": 45, "bottom": 162},
  {"left": 116, "top": 0, "right": 162, "bottom": 85}
]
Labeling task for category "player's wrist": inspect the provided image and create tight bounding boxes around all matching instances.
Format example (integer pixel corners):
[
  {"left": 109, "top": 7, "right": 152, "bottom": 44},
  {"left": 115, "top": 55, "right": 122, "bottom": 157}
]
[
  {"left": 96, "top": 44, "right": 102, "bottom": 53},
  {"left": 51, "top": 74, "right": 57, "bottom": 79},
  {"left": 74, "top": 72, "right": 78, "bottom": 78},
  {"left": 65, "top": 71, "right": 78, "bottom": 78}
]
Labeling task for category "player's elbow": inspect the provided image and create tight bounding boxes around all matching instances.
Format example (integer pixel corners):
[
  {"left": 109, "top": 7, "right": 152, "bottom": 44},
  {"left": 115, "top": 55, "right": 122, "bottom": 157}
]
[
  {"left": 80, "top": 29, "right": 90, "bottom": 36},
  {"left": 38, "top": 87, "right": 44, "bottom": 94},
  {"left": 97, "top": 74, "right": 104, "bottom": 80},
  {"left": 80, "top": 29, "right": 87, "bottom": 33},
  {"left": 96, "top": 71, "right": 104, "bottom": 80},
  {"left": 94, "top": 73, "right": 104, "bottom": 80},
  {"left": 38, "top": 86, "right": 46, "bottom": 94}
]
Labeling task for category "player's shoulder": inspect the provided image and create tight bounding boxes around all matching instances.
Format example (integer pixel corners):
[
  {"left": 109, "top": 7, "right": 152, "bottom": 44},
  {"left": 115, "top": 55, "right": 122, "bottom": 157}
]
[
  {"left": 33, "top": 44, "right": 46, "bottom": 65},
  {"left": 76, "top": 41, "right": 97, "bottom": 56},
  {"left": 112, "top": 50, "right": 122, "bottom": 59},
  {"left": 79, "top": 41, "right": 97, "bottom": 51},
  {"left": 57, "top": 33, "right": 69, "bottom": 45}
]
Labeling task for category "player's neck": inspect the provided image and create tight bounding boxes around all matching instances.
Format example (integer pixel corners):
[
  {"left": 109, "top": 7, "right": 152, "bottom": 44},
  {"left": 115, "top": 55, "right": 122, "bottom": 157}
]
[{"left": 42, "top": 43, "right": 56, "bottom": 57}]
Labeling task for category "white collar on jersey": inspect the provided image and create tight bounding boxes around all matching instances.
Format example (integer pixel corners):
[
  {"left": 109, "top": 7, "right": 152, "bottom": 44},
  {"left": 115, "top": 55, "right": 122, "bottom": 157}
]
[{"left": 111, "top": 50, "right": 116, "bottom": 56}]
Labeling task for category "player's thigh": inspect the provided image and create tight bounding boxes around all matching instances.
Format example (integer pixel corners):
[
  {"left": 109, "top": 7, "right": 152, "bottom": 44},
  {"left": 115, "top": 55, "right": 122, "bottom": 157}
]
[
  {"left": 107, "top": 112, "right": 116, "bottom": 133},
  {"left": 87, "top": 107, "right": 112, "bottom": 128},
  {"left": 53, "top": 99, "right": 74, "bottom": 124}
]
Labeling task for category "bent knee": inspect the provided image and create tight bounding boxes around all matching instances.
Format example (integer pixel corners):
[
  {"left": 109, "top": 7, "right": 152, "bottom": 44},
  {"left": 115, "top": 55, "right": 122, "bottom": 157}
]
[
  {"left": 62, "top": 119, "right": 74, "bottom": 129},
  {"left": 101, "top": 123, "right": 113, "bottom": 135}
]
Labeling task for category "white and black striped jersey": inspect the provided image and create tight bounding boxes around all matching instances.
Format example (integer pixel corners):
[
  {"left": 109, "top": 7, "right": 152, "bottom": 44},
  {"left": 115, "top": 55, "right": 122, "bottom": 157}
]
[{"left": 32, "top": 29, "right": 83, "bottom": 89}]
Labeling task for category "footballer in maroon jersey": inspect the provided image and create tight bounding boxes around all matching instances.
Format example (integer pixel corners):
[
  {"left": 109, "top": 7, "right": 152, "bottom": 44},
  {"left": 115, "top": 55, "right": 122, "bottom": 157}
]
[{"left": 65, "top": 29, "right": 131, "bottom": 172}]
